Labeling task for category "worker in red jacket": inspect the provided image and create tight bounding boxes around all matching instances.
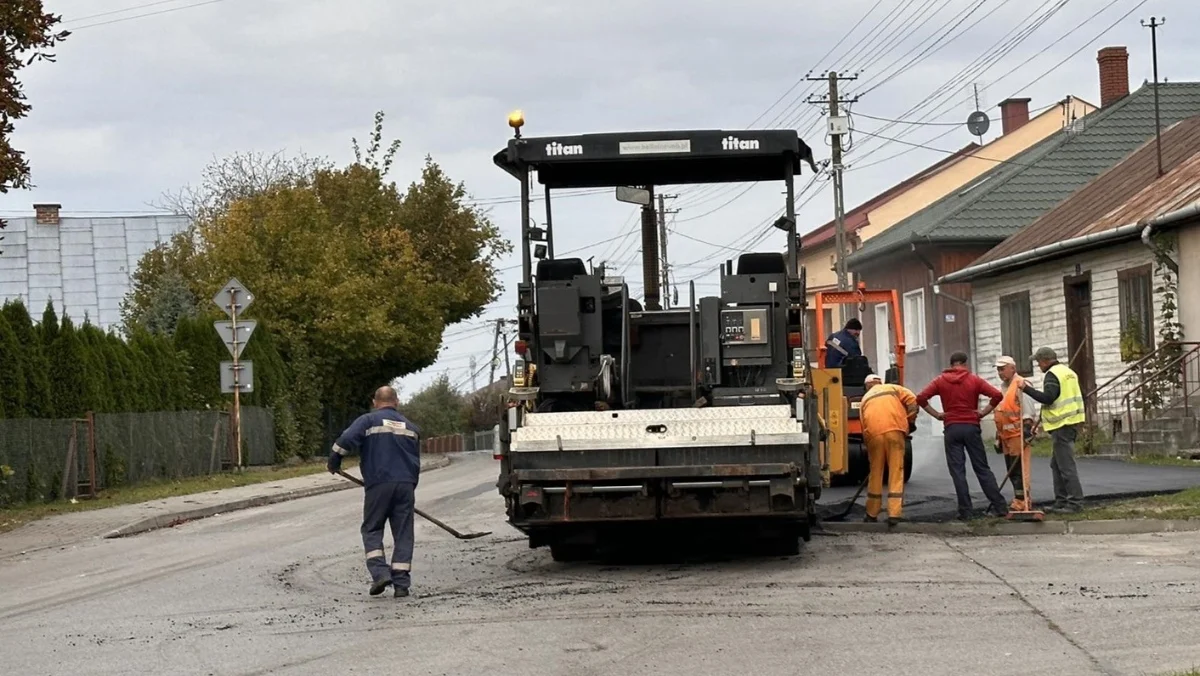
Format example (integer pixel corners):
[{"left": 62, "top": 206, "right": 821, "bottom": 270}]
[{"left": 916, "top": 351, "right": 1010, "bottom": 520}]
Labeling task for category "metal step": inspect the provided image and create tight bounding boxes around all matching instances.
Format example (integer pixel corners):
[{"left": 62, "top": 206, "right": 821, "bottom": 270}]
[{"left": 521, "top": 404, "right": 794, "bottom": 427}]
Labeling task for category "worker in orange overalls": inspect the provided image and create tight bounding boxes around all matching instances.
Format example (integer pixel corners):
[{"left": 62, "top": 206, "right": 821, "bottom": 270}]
[
  {"left": 859, "top": 373, "right": 919, "bottom": 525},
  {"left": 993, "top": 355, "right": 1037, "bottom": 512}
]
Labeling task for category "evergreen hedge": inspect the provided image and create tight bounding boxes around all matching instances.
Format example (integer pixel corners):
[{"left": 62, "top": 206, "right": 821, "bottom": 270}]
[{"left": 0, "top": 299, "right": 318, "bottom": 462}]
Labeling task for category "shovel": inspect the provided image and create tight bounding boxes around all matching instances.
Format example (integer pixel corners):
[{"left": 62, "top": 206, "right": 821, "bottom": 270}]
[{"left": 334, "top": 470, "right": 491, "bottom": 540}]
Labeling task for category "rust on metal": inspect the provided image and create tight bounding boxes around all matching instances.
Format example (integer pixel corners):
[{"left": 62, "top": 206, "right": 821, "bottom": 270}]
[{"left": 512, "top": 463, "right": 797, "bottom": 483}]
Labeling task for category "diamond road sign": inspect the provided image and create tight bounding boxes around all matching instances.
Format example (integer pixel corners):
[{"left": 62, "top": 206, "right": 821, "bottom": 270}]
[
  {"left": 220, "top": 360, "right": 254, "bottom": 394},
  {"left": 212, "top": 277, "right": 254, "bottom": 317},
  {"left": 213, "top": 320, "right": 257, "bottom": 359}
]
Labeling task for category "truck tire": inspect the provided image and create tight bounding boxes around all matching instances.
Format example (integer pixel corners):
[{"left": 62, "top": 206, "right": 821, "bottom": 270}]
[{"left": 549, "top": 542, "right": 592, "bottom": 563}]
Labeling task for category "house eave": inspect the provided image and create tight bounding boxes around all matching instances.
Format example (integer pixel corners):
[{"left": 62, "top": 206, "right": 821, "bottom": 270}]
[{"left": 937, "top": 200, "right": 1200, "bottom": 284}]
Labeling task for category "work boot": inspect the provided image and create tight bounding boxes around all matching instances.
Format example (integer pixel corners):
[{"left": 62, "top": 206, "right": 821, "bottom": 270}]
[
  {"left": 886, "top": 516, "right": 903, "bottom": 527},
  {"left": 369, "top": 578, "right": 392, "bottom": 596},
  {"left": 863, "top": 514, "right": 877, "bottom": 523},
  {"left": 394, "top": 587, "right": 410, "bottom": 598}
]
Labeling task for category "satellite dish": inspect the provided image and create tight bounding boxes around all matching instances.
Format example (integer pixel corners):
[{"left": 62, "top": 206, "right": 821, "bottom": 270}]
[{"left": 967, "top": 111, "right": 990, "bottom": 137}]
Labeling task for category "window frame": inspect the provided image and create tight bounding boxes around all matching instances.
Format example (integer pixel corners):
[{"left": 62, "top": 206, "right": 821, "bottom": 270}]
[
  {"left": 1117, "top": 264, "right": 1155, "bottom": 362},
  {"left": 999, "top": 290, "right": 1034, "bottom": 377},
  {"left": 902, "top": 288, "right": 927, "bottom": 352}
]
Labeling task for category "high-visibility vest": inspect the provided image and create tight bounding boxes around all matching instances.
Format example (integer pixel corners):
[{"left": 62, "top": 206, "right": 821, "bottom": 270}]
[
  {"left": 994, "top": 376, "right": 1025, "bottom": 440},
  {"left": 1041, "top": 363, "right": 1086, "bottom": 431}
]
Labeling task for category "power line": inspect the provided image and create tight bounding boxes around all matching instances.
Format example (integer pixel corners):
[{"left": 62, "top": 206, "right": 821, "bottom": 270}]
[
  {"left": 69, "top": 0, "right": 234, "bottom": 30},
  {"left": 63, "top": 0, "right": 198, "bottom": 24}
]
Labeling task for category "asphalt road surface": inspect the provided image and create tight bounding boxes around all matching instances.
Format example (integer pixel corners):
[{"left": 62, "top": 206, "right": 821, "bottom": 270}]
[
  {"left": 3, "top": 451, "right": 1199, "bottom": 676},
  {"left": 821, "top": 432, "right": 1200, "bottom": 520}
]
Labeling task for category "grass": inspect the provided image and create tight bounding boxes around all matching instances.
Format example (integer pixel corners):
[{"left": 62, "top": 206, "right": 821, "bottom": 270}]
[
  {"left": 1044, "top": 486, "right": 1200, "bottom": 522},
  {"left": 0, "top": 458, "right": 357, "bottom": 535},
  {"left": 1029, "top": 436, "right": 1200, "bottom": 467}
]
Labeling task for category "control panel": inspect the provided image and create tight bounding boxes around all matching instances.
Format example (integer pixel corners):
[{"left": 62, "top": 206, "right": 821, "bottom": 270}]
[{"left": 720, "top": 308, "right": 769, "bottom": 346}]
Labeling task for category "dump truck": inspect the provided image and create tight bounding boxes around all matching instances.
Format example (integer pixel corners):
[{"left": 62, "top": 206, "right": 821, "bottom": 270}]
[{"left": 490, "top": 113, "right": 828, "bottom": 560}]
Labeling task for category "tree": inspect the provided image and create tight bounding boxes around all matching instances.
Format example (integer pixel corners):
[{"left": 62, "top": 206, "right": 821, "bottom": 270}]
[
  {"left": 1, "top": 300, "right": 51, "bottom": 417},
  {"left": 0, "top": 2, "right": 69, "bottom": 194},
  {"left": 46, "top": 316, "right": 84, "bottom": 418},
  {"left": 0, "top": 312, "right": 26, "bottom": 417},
  {"left": 400, "top": 375, "right": 469, "bottom": 438}
]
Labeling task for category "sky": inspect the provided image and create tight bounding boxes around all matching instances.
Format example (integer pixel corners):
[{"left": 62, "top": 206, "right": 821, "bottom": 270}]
[{"left": 3, "top": 0, "right": 1198, "bottom": 400}]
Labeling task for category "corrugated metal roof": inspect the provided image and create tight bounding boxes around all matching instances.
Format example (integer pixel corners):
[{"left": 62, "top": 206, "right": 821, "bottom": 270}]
[
  {"left": 845, "top": 82, "right": 1200, "bottom": 268},
  {"left": 974, "top": 115, "right": 1200, "bottom": 263}
]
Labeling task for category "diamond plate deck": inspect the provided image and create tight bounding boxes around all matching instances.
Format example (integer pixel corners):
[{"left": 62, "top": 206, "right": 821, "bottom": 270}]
[{"left": 520, "top": 404, "right": 793, "bottom": 427}]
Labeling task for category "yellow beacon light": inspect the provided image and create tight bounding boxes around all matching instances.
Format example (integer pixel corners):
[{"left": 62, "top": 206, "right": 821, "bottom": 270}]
[{"left": 508, "top": 109, "right": 525, "bottom": 137}]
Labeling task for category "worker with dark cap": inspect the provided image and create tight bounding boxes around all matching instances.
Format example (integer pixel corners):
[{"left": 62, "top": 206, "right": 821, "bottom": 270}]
[
  {"left": 1020, "top": 347, "right": 1086, "bottom": 513},
  {"left": 916, "top": 351, "right": 1010, "bottom": 519},
  {"left": 825, "top": 317, "right": 864, "bottom": 369},
  {"left": 328, "top": 385, "right": 422, "bottom": 598}
]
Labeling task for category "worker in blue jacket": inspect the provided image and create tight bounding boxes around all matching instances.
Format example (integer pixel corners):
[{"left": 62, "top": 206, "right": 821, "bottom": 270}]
[
  {"left": 825, "top": 318, "right": 864, "bottom": 368},
  {"left": 327, "top": 385, "right": 422, "bottom": 598}
]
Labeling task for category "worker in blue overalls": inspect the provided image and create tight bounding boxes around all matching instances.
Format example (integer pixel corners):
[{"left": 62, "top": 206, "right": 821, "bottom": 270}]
[
  {"left": 824, "top": 318, "right": 864, "bottom": 368},
  {"left": 327, "top": 385, "right": 422, "bottom": 598}
]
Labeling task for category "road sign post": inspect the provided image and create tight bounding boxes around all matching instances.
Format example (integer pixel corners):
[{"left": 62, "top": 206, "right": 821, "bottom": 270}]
[{"left": 213, "top": 278, "right": 256, "bottom": 469}]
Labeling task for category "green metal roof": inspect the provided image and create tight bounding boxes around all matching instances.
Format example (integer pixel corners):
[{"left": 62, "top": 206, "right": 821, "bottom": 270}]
[{"left": 846, "top": 82, "right": 1200, "bottom": 268}]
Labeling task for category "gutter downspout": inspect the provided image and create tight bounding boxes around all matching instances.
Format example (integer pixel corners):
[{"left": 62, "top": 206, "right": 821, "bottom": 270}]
[{"left": 933, "top": 284, "right": 976, "bottom": 375}]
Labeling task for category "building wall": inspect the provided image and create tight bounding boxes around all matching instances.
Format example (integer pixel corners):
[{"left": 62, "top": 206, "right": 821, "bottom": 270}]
[
  {"left": 1176, "top": 224, "right": 1200, "bottom": 340},
  {"left": 0, "top": 215, "right": 191, "bottom": 331},
  {"left": 856, "top": 98, "right": 1096, "bottom": 243},
  {"left": 853, "top": 245, "right": 993, "bottom": 390},
  {"left": 971, "top": 241, "right": 1160, "bottom": 403}
]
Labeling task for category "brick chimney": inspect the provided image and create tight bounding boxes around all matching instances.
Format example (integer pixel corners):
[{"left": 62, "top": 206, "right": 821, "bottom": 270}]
[
  {"left": 1097, "top": 46, "right": 1129, "bottom": 106},
  {"left": 33, "top": 203, "right": 61, "bottom": 225},
  {"left": 998, "top": 98, "right": 1031, "bottom": 134}
]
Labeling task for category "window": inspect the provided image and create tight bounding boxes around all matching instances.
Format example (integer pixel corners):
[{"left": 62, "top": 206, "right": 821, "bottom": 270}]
[
  {"left": 1000, "top": 291, "right": 1033, "bottom": 376},
  {"left": 1118, "top": 265, "right": 1154, "bottom": 361},
  {"left": 902, "top": 289, "right": 926, "bottom": 351}
]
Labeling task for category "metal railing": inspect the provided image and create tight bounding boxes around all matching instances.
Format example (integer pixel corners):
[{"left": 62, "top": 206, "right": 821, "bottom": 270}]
[
  {"left": 1119, "top": 344, "right": 1200, "bottom": 455},
  {"left": 1085, "top": 342, "right": 1200, "bottom": 439}
]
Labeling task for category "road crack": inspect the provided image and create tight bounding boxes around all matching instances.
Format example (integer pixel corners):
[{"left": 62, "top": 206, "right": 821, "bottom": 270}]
[{"left": 941, "top": 538, "right": 1124, "bottom": 676}]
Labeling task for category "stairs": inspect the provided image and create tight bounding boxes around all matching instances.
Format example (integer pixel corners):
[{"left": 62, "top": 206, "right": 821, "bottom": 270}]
[{"left": 1097, "top": 403, "right": 1200, "bottom": 457}]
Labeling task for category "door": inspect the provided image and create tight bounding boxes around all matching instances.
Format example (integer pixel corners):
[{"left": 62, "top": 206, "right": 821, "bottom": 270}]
[
  {"left": 874, "top": 303, "right": 890, "bottom": 372},
  {"left": 1063, "top": 273, "right": 1097, "bottom": 399}
]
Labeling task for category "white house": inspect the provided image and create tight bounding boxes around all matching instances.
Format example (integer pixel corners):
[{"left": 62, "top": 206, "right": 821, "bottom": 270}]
[
  {"left": 0, "top": 204, "right": 191, "bottom": 331},
  {"left": 940, "top": 117, "right": 1200, "bottom": 438}
]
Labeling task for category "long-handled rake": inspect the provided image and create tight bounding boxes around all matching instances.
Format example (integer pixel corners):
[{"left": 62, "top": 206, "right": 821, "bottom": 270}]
[{"left": 335, "top": 470, "right": 492, "bottom": 540}]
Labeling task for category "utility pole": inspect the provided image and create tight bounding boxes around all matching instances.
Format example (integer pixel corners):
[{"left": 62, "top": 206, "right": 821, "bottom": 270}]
[
  {"left": 807, "top": 71, "right": 859, "bottom": 295},
  {"left": 488, "top": 318, "right": 504, "bottom": 388},
  {"left": 641, "top": 186, "right": 661, "bottom": 311},
  {"left": 469, "top": 355, "right": 478, "bottom": 392},
  {"left": 1142, "top": 16, "right": 1166, "bottom": 177},
  {"left": 656, "top": 193, "right": 678, "bottom": 308}
]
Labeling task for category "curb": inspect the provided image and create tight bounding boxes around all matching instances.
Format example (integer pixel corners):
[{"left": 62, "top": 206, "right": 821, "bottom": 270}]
[
  {"left": 103, "top": 454, "right": 453, "bottom": 539},
  {"left": 819, "top": 517, "right": 1200, "bottom": 537}
]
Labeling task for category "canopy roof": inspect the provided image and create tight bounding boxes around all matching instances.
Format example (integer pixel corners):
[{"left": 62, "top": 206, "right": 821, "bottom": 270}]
[{"left": 493, "top": 129, "right": 817, "bottom": 189}]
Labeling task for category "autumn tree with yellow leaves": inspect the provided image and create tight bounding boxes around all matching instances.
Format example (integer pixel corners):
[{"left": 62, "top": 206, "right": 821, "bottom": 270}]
[{"left": 124, "top": 112, "right": 511, "bottom": 452}]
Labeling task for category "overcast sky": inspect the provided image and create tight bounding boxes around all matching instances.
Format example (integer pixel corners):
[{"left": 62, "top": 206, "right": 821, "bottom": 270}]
[{"left": 3, "top": 0, "right": 1198, "bottom": 398}]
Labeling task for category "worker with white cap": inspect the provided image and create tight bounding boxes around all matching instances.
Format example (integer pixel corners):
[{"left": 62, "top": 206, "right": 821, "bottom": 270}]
[
  {"left": 858, "top": 373, "right": 919, "bottom": 524},
  {"left": 994, "top": 355, "right": 1038, "bottom": 513}
]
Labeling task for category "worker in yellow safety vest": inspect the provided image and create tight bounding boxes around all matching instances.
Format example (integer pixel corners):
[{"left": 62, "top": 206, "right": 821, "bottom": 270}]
[
  {"left": 859, "top": 373, "right": 919, "bottom": 525},
  {"left": 1020, "top": 347, "right": 1087, "bottom": 513},
  {"left": 993, "top": 355, "right": 1037, "bottom": 512}
]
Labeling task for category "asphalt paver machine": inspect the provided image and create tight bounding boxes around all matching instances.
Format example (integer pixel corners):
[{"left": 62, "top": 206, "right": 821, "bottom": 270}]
[{"left": 490, "top": 111, "right": 830, "bottom": 560}]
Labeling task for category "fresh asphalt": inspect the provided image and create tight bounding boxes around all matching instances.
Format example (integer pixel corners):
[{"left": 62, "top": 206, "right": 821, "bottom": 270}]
[
  {"left": 2, "top": 450, "right": 1199, "bottom": 675},
  {"left": 820, "top": 428, "right": 1200, "bottom": 521}
]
